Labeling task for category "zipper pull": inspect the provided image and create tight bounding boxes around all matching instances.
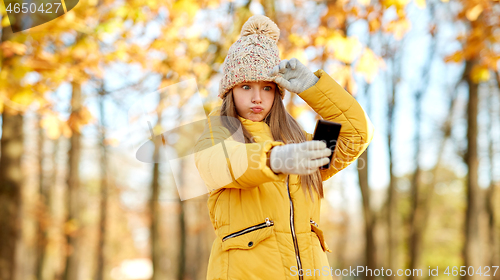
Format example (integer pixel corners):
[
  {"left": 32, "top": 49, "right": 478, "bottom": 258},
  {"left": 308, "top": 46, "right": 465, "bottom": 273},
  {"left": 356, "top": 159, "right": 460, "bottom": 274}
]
[
  {"left": 310, "top": 219, "right": 318, "bottom": 227},
  {"left": 265, "top": 217, "right": 273, "bottom": 226}
]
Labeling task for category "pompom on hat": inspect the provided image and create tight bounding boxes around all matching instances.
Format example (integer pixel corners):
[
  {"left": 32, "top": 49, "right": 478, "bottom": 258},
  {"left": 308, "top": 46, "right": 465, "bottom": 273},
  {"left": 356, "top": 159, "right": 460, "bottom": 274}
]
[{"left": 218, "top": 15, "right": 285, "bottom": 100}]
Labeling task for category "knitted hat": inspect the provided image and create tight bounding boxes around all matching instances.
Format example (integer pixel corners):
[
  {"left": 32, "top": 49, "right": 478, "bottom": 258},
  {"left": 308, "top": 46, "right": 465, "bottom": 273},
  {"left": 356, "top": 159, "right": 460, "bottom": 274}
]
[{"left": 218, "top": 15, "right": 285, "bottom": 100}]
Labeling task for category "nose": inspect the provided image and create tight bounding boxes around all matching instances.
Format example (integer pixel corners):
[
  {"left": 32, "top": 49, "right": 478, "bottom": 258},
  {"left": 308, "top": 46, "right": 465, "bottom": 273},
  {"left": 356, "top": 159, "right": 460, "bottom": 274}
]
[{"left": 251, "top": 87, "right": 264, "bottom": 103}]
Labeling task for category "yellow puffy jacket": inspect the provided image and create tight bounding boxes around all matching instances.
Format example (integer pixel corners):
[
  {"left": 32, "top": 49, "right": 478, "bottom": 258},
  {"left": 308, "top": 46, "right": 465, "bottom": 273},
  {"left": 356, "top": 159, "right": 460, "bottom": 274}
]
[{"left": 194, "top": 69, "right": 374, "bottom": 280}]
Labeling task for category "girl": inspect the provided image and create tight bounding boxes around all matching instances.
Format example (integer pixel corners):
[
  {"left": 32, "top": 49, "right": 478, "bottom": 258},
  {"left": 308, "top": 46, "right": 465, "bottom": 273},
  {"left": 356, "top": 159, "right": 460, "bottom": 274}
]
[{"left": 194, "top": 15, "right": 374, "bottom": 280}]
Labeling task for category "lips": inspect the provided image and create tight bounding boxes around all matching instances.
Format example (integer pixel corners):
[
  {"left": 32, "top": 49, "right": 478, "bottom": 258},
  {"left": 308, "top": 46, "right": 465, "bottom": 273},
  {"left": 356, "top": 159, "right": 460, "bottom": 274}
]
[{"left": 251, "top": 107, "right": 263, "bottom": 113}]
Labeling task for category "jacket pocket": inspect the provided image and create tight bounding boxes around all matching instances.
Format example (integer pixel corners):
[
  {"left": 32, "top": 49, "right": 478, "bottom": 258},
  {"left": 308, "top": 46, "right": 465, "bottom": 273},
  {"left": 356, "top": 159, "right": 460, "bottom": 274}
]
[
  {"left": 310, "top": 219, "right": 332, "bottom": 253},
  {"left": 221, "top": 218, "right": 274, "bottom": 251}
]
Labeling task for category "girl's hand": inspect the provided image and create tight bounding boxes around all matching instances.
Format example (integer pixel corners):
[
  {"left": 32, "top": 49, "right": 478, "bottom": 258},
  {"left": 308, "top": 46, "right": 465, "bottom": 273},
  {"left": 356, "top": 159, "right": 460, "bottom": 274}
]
[
  {"left": 269, "top": 58, "right": 319, "bottom": 94},
  {"left": 269, "top": 140, "right": 331, "bottom": 175}
]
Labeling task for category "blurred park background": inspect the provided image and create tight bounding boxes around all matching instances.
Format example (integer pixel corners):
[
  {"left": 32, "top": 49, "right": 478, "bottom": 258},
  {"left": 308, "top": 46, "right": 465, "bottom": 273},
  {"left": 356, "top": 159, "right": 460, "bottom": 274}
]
[{"left": 1, "top": 0, "right": 500, "bottom": 279}]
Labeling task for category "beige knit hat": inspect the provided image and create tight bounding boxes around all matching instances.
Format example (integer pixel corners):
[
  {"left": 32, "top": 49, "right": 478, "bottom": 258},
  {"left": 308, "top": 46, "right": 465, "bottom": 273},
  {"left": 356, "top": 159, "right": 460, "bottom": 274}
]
[{"left": 218, "top": 15, "right": 285, "bottom": 100}]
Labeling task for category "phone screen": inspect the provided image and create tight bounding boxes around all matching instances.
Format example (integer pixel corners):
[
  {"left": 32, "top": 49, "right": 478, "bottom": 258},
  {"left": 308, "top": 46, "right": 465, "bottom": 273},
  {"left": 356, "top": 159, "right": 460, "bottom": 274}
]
[{"left": 312, "top": 119, "right": 342, "bottom": 169}]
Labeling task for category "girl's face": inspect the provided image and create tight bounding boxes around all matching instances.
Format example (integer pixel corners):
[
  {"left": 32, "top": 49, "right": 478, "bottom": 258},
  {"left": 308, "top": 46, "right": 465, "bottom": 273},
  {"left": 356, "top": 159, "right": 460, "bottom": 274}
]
[{"left": 232, "top": 81, "right": 276, "bottom": 122}]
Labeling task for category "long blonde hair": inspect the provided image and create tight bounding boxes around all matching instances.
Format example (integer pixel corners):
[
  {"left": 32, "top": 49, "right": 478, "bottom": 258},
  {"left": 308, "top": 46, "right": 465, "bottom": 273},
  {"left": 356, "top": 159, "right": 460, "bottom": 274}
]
[{"left": 219, "top": 87, "right": 324, "bottom": 202}]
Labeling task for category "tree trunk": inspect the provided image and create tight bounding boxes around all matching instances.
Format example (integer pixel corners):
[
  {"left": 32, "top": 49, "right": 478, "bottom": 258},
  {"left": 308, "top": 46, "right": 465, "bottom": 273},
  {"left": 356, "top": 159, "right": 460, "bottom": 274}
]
[
  {"left": 408, "top": 3, "right": 437, "bottom": 275},
  {"left": 63, "top": 81, "right": 83, "bottom": 280},
  {"left": 150, "top": 161, "right": 161, "bottom": 280},
  {"left": 0, "top": 106, "right": 24, "bottom": 280},
  {"left": 0, "top": 16, "right": 24, "bottom": 280},
  {"left": 177, "top": 159, "right": 186, "bottom": 280},
  {"left": 486, "top": 85, "right": 498, "bottom": 272},
  {"left": 408, "top": 86, "right": 423, "bottom": 280},
  {"left": 35, "top": 113, "right": 50, "bottom": 280},
  {"left": 386, "top": 56, "right": 398, "bottom": 278},
  {"left": 48, "top": 138, "right": 59, "bottom": 280},
  {"left": 358, "top": 150, "right": 376, "bottom": 279},
  {"left": 94, "top": 92, "right": 108, "bottom": 280},
  {"left": 150, "top": 102, "right": 163, "bottom": 280},
  {"left": 463, "top": 59, "right": 481, "bottom": 280}
]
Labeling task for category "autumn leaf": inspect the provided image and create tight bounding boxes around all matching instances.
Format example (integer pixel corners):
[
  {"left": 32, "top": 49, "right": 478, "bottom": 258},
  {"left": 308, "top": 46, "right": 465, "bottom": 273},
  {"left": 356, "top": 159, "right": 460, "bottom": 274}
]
[
  {"left": 0, "top": 41, "right": 27, "bottom": 58},
  {"left": 466, "top": 4, "right": 483, "bottom": 21},
  {"left": 329, "top": 64, "right": 357, "bottom": 95},
  {"left": 41, "top": 112, "right": 73, "bottom": 139},
  {"left": 470, "top": 64, "right": 490, "bottom": 83},
  {"left": 290, "top": 104, "right": 310, "bottom": 118},
  {"left": 283, "top": 49, "right": 308, "bottom": 66},
  {"left": 172, "top": 0, "right": 200, "bottom": 18},
  {"left": 355, "top": 48, "right": 387, "bottom": 83},
  {"left": 444, "top": 51, "right": 464, "bottom": 63},
  {"left": 64, "top": 219, "right": 79, "bottom": 236},
  {"left": 41, "top": 113, "right": 63, "bottom": 140},
  {"left": 369, "top": 18, "right": 382, "bottom": 33},
  {"left": 67, "top": 107, "right": 95, "bottom": 133},
  {"left": 384, "top": 18, "right": 412, "bottom": 40},
  {"left": 289, "top": 33, "right": 310, "bottom": 48},
  {"left": 326, "top": 32, "right": 362, "bottom": 64},
  {"left": 11, "top": 87, "right": 35, "bottom": 106}
]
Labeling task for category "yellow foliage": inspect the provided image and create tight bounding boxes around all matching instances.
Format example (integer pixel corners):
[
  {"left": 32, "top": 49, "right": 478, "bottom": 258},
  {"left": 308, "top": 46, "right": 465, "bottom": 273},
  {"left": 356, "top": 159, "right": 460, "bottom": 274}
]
[
  {"left": 193, "top": 63, "right": 211, "bottom": 80},
  {"left": 415, "top": 0, "right": 426, "bottom": 8},
  {"left": 314, "top": 36, "right": 326, "bottom": 46},
  {"left": 470, "top": 64, "right": 490, "bottom": 83},
  {"left": 41, "top": 112, "right": 73, "bottom": 139},
  {"left": 207, "top": 0, "right": 219, "bottom": 8},
  {"left": 329, "top": 64, "right": 357, "bottom": 95},
  {"left": 41, "top": 114, "right": 62, "bottom": 139},
  {"left": 444, "top": 51, "right": 464, "bottom": 63},
  {"left": 2, "top": 16, "right": 10, "bottom": 27},
  {"left": 355, "top": 48, "right": 386, "bottom": 83},
  {"left": 67, "top": 107, "right": 95, "bottom": 133},
  {"left": 1, "top": 41, "right": 27, "bottom": 57},
  {"left": 358, "top": 0, "right": 371, "bottom": 6},
  {"left": 466, "top": 4, "right": 483, "bottom": 21},
  {"left": 290, "top": 104, "right": 310, "bottom": 118},
  {"left": 326, "top": 32, "right": 362, "bottom": 64},
  {"left": 11, "top": 87, "right": 34, "bottom": 106},
  {"left": 104, "top": 138, "right": 120, "bottom": 147},
  {"left": 12, "top": 61, "right": 31, "bottom": 80},
  {"left": 283, "top": 49, "right": 308, "bottom": 66},
  {"left": 173, "top": 0, "right": 200, "bottom": 18},
  {"left": 288, "top": 33, "right": 310, "bottom": 48},
  {"left": 369, "top": 18, "right": 381, "bottom": 33},
  {"left": 64, "top": 219, "right": 79, "bottom": 235},
  {"left": 382, "top": 0, "right": 411, "bottom": 10},
  {"left": 190, "top": 40, "right": 210, "bottom": 57},
  {"left": 384, "top": 18, "right": 411, "bottom": 40}
]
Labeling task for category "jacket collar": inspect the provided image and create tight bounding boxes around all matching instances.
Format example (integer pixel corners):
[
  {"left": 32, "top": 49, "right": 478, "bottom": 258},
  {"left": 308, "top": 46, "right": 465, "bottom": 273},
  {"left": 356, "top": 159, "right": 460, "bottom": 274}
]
[{"left": 237, "top": 115, "right": 272, "bottom": 137}]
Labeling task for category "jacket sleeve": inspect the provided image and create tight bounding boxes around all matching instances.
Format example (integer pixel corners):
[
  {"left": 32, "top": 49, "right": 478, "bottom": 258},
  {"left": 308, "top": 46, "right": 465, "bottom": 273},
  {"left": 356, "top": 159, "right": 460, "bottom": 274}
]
[
  {"left": 299, "top": 69, "right": 375, "bottom": 182},
  {"left": 194, "top": 114, "right": 287, "bottom": 193}
]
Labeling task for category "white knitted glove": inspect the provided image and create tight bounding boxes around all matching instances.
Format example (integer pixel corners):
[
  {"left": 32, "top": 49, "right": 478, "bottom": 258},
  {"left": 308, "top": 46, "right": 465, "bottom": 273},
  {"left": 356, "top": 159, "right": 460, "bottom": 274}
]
[
  {"left": 269, "top": 140, "right": 331, "bottom": 175},
  {"left": 269, "top": 58, "right": 319, "bottom": 94}
]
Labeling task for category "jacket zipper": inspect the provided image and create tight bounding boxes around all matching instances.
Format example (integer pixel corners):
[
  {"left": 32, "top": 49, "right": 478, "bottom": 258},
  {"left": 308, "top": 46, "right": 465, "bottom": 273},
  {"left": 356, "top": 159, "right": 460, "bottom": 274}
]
[
  {"left": 310, "top": 219, "right": 318, "bottom": 227},
  {"left": 286, "top": 175, "right": 303, "bottom": 280},
  {"left": 222, "top": 218, "right": 274, "bottom": 242}
]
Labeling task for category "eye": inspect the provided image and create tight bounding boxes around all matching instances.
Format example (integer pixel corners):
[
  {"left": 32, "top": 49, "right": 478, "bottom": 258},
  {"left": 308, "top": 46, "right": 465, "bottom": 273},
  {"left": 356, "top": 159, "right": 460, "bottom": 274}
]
[
  {"left": 264, "top": 86, "right": 273, "bottom": 91},
  {"left": 242, "top": 85, "right": 250, "bottom": 90}
]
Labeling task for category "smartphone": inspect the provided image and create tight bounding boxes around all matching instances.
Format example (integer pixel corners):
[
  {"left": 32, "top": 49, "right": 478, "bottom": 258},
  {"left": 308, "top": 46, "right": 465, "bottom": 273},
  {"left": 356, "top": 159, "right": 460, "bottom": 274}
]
[{"left": 312, "top": 119, "right": 342, "bottom": 170}]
